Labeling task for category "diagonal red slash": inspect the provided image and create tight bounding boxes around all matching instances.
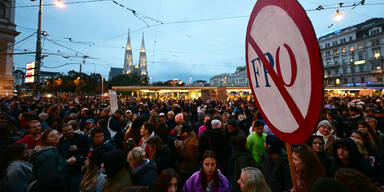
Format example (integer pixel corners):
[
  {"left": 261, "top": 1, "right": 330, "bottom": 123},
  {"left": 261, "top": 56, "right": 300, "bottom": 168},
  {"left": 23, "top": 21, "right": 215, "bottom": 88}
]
[{"left": 247, "top": 34, "right": 305, "bottom": 125}]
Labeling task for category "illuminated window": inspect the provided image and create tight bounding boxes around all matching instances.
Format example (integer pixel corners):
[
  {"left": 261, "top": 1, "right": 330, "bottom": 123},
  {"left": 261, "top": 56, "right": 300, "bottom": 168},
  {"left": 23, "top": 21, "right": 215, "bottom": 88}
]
[
  {"left": 374, "top": 48, "right": 381, "bottom": 59},
  {"left": 349, "top": 46, "right": 354, "bottom": 52},
  {"left": 333, "top": 49, "right": 339, "bottom": 55},
  {"left": 358, "top": 44, "right": 363, "bottom": 49},
  {"left": 336, "top": 79, "right": 340, "bottom": 85},
  {"left": 342, "top": 47, "right": 347, "bottom": 53}
]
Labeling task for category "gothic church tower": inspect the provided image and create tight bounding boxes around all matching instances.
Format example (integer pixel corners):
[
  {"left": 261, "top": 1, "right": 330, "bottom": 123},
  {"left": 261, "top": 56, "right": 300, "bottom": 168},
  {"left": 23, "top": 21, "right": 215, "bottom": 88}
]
[
  {"left": 123, "top": 29, "right": 133, "bottom": 74},
  {"left": 138, "top": 33, "right": 148, "bottom": 78}
]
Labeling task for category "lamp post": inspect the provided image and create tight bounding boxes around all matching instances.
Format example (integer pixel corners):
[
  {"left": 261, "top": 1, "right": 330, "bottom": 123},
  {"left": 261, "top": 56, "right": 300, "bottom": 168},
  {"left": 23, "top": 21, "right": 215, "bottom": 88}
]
[
  {"left": 34, "top": 0, "right": 65, "bottom": 97},
  {"left": 101, "top": 76, "right": 104, "bottom": 96}
]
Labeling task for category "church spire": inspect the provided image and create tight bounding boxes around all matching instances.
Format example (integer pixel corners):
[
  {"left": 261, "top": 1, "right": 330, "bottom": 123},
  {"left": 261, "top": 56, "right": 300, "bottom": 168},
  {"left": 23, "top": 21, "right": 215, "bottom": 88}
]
[
  {"left": 126, "top": 29, "right": 132, "bottom": 51},
  {"left": 140, "top": 32, "right": 145, "bottom": 52}
]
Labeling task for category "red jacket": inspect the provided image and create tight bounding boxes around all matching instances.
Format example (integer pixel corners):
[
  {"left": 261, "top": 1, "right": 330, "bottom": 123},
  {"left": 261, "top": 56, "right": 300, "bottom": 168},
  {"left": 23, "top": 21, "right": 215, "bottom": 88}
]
[{"left": 16, "top": 134, "right": 41, "bottom": 149}]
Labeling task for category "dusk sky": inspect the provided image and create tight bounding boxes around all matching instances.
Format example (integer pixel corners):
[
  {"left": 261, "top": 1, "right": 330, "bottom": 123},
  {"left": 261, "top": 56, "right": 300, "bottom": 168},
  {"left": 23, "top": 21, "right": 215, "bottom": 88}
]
[{"left": 14, "top": 0, "right": 384, "bottom": 82}]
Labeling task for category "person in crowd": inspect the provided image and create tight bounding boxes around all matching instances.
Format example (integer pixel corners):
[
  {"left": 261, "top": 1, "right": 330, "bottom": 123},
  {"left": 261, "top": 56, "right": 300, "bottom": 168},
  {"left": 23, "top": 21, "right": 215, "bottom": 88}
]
[
  {"left": 199, "top": 119, "right": 231, "bottom": 175},
  {"left": 335, "top": 168, "right": 380, "bottom": 192},
  {"left": 292, "top": 144, "right": 327, "bottom": 192},
  {"left": 198, "top": 115, "right": 212, "bottom": 138},
  {"left": 102, "top": 150, "right": 132, "bottom": 192},
  {"left": 107, "top": 109, "right": 125, "bottom": 149},
  {"left": 326, "top": 111, "right": 344, "bottom": 138},
  {"left": 0, "top": 143, "right": 32, "bottom": 192},
  {"left": 347, "top": 106, "right": 364, "bottom": 136},
  {"left": 90, "top": 129, "right": 115, "bottom": 153},
  {"left": 58, "top": 124, "right": 91, "bottom": 192},
  {"left": 193, "top": 111, "right": 205, "bottom": 135},
  {"left": 174, "top": 124, "right": 199, "bottom": 182},
  {"left": 15, "top": 120, "right": 42, "bottom": 150},
  {"left": 232, "top": 134, "right": 256, "bottom": 192},
  {"left": 237, "top": 167, "right": 270, "bottom": 192},
  {"left": 30, "top": 129, "right": 76, "bottom": 180},
  {"left": 306, "top": 135, "right": 335, "bottom": 176},
  {"left": 356, "top": 120, "right": 384, "bottom": 157},
  {"left": 366, "top": 117, "right": 384, "bottom": 156},
  {"left": 127, "top": 147, "right": 157, "bottom": 189},
  {"left": 96, "top": 119, "right": 110, "bottom": 140},
  {"left": 154, "top": 119, "right": 169, "bottom": 144},
  {"left": 311, "top": 177, "right": 348, "bottom": 192},
  {"left": 153, "top": 168, "right": 182, "bottom": 192},
  {"left": 146, "top": 135, "right": 171, "bottom": 175},
  {"left": 263, "top": 134, "right": 292, "bottom": 192},
  {"left": 0, "top": 123, "right": 15, "bottom": 153},
  {"left": 80, "top": 148, "right": 106, "bottom": 192},
  {"left": 247, "top": 120, "right": 266, "bottom": 167},
  {"left": 38, "top": 112, "right": 50, "bottom": 131},
  {"left": 315, "top": 119, "right": 339, "bottom": 155},
  {"left": 139, "top": 121, "right": 155, "bottom": 158},
  {"left": 226, "top": 117, "right": 245, "bottom": 147},
  {"left": 83, "top": 118, "right": 96, "bottom": 138},
  {"left": 183, "top": 150, "right": 231, "bottom": 192},
  {"left": 166, "top": 111, "right": 176, "bottom": 131},
  {"left": 333, "top": 137, "right": 375, "bottom": 179}
]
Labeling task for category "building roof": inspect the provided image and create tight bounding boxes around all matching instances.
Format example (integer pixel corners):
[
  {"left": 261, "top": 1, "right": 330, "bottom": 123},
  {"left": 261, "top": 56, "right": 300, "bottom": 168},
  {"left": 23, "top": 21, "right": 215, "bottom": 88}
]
[{"left": 319, "top": 18, "right": 384, "bottom": 40}]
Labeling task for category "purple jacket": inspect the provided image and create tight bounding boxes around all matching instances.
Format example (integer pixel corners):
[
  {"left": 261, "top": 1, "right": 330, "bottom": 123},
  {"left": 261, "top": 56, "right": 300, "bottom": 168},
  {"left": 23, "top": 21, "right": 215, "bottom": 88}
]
[{"left": 182, "top": 171, "right": 231, "bottom": 192}]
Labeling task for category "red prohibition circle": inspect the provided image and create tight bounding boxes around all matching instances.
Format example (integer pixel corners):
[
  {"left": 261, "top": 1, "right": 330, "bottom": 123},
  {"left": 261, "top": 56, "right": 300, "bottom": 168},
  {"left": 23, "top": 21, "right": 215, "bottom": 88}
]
[{"left": 245, "top": 0, "right": 324, "bottom": 144}]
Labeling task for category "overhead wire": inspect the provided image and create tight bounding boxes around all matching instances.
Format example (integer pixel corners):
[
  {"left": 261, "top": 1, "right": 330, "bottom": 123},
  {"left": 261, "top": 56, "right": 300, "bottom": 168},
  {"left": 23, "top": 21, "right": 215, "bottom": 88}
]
[{"left": 0, "top": 32, "right": 36, "bottom": 51}]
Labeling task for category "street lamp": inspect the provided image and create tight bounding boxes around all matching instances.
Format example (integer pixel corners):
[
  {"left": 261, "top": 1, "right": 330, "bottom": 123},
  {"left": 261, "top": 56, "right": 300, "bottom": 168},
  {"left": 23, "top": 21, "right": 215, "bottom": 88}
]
[
  {"left": 34, "top": 0, "right": 65, "bottom": 97},
  {"left": 333, "top": 10, "right": 343, "bottom": 21},
  {"left": 101, "top": 76, "right": 104, "bottom": 96}
]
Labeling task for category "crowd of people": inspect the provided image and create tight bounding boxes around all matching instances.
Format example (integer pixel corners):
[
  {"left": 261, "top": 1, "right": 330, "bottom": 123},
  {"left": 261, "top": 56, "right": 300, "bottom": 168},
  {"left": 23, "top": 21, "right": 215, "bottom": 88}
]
[{"left": 0, "top": 94, "right": 383, "bottom": 192}]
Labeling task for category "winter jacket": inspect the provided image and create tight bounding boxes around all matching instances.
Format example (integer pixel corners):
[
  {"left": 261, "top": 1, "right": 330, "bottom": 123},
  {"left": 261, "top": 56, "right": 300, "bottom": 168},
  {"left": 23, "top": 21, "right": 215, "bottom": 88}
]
[
  {"left": 131, "top": 159, "right": 157, "bottom": 189},
  {"left": 232, "top": 149, "right": 256, "bottom": 192},
  {"left": 263, "top": 153, "right": 292, "bottom": 192},
  {"left": 177, "top": 134, "right": 199, "bottom": 173},
  {"left": 102, "top": 168, "right": 132, "bottom": 192},
  {"left": 247, "top": 132, "right": 266, "bottom": 167},
  {"left": 58, "top": 133, "right": 91, "bottom": 173},
  {"left": 182, "top": 170, "right": 231, "bottom": 192},
  {"left": 30, "top": 147, "right": 69, "bottom": 180},
  {"left": 199, "top": 129, "right": 231, "bottom": 166},
  {"left": 1, "top": 160, "right": 33, "bottom": 192},
  {"left": 153, "top": 145, "right": 171, "bottom": 174}
]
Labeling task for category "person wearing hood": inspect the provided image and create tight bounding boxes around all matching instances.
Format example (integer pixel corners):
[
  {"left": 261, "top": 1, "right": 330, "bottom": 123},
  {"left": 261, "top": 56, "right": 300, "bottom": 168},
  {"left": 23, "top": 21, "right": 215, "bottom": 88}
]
[
  {"left": 101, "top": 150, "right": 133, "bottom": 192},
  {"left": 30, "top": 129, "right": 76, "bottom": 181},
  {"left": 138, "top": 121, "right": 155, "bottom": 158},
  {"left": 315, "top": 120, "right": 339, "bottom": 155},
  {"left": 127, "top": 147, "right": 157, "bottom": 189},
  {"left": 0, "top": 143, "right": 32, "bottom": 192}
]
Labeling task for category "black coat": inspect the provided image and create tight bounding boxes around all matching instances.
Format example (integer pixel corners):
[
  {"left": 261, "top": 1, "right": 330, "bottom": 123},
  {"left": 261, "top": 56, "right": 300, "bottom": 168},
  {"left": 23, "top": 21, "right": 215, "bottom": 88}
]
[
  {"left": 263, "top": 153, "right": 292, "bottom": 192},
  {"left": 232, "top": 149, "right": 256, "bottom": 192},
  {"left": 153, "top": 145, "right": 171, "bottom": 175},
  {"left": 199, "top": 128, "right": 231, "bottom": 165},
  {"left": 131, "top": 160, "right": 158, "bottom": 189},
  {"left": 58, "top": 133, "right": 91, "bottom": 173}
]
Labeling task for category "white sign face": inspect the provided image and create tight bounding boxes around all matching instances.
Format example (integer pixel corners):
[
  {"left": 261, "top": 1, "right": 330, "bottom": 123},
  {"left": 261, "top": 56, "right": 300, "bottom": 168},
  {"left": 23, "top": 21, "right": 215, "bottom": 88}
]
[
  {"left": 108, "top": 90, "right": 118, "bottom": 114},
  {"left": 246, "top": 0, "right": 323, "bottom": 144},
  {"left": 247, "top": 6, "right": 311, "bottom": 133}
]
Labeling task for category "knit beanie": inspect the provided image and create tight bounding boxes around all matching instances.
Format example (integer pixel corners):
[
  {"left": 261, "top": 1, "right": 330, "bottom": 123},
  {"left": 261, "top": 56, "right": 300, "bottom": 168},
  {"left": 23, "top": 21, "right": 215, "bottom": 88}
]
[
  {"left": 317, "top": 120, "right": 334, "bottom": 130},
  {"left": 266, "top": 134, "right": 284, "bottom": 154},
  {"left": 312, "top": 177, "right": 348, "bottom": 192},
  {"left": 175, "top": 113, "right": 184, "bottom": 123}
]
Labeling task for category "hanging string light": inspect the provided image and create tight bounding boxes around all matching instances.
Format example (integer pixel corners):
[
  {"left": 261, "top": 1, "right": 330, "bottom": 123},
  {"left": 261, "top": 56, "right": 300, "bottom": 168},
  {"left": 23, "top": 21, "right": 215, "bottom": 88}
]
[{"left": 333, "top": 9, "right": 344, "bottom": 21}]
